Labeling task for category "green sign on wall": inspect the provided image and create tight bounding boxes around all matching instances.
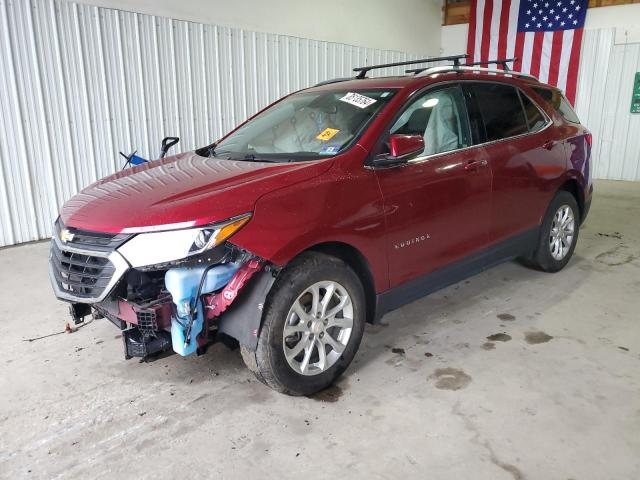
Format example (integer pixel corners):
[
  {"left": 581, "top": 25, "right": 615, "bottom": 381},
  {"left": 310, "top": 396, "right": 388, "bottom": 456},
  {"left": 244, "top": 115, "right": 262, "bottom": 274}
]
[{"left": 632, "top": 72, "right": 640, "bottom": 114}]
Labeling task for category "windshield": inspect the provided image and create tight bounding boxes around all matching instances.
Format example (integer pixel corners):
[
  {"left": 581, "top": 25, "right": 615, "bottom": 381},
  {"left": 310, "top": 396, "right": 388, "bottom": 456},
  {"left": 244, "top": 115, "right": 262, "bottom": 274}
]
[{"left": 211, "top": 89, "right": 397, "bottom": 162}]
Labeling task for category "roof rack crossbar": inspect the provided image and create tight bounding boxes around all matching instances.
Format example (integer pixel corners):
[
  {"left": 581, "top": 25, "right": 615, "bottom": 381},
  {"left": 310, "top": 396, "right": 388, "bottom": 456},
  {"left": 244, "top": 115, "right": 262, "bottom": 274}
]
[
  {"left": 465, "top": 58, "right": 516, "bottom": 71},
  {"left": 353, "top": 54, "right": 468, "bottom": 79},
  {"left": 406, "top": 57, "right": 517, "bottom": 75}
]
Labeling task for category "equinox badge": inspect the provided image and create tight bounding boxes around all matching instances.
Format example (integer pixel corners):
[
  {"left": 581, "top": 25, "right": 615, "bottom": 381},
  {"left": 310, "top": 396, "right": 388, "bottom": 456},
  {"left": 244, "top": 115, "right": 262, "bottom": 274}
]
[{"left": 395, "top": 234, "right": 430, "bottom": 250}]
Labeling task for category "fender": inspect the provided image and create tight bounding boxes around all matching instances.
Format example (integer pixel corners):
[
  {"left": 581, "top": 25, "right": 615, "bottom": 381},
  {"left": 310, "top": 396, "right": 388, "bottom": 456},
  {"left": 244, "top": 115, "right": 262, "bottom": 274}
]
[{"left": 231, "top": 150, "right": 390, "bottom": 293}]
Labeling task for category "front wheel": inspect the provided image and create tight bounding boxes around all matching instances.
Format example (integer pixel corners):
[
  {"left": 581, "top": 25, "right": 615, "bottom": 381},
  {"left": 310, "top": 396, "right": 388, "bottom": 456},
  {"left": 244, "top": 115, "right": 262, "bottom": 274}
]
[
  {"left": 241, "top": 252, "right": 365, "bottom": 395},
  {"left": 526, "top": 190, "right": 580, "bottom": 272}
]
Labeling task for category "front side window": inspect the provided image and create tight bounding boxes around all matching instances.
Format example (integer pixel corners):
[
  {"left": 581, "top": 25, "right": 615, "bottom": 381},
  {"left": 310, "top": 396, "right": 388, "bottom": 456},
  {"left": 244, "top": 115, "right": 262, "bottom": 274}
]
[
  {"left": 532, "top": 87, "right": 581, "bottom": 124},
  {"left": 471, "top": 83, "right": 529, "bottom": 141},
  {"left": 211, "top": 89, "right": 396, "bottom": 162},
  {"left": 389, "top": 86, "right": 471, "bottom": 157}
]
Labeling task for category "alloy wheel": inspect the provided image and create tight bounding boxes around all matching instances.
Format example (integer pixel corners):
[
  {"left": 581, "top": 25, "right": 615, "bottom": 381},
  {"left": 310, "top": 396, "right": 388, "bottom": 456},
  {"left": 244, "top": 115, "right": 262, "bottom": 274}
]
[
  {"left": 549, "top": 204, "right": 575, "bottom": 261},
  {"left": 282, "top": 281, "right": 353, "bottom": 376}
]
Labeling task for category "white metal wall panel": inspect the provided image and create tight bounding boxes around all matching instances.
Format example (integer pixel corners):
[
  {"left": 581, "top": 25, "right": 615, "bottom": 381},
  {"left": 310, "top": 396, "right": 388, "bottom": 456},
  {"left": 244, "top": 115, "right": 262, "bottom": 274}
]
[
  {"left": 0, "top": 0, "right": 428, "bottom": 247},
  {"left": 575, "top": 28, "right": 640, "bottom": 181}
]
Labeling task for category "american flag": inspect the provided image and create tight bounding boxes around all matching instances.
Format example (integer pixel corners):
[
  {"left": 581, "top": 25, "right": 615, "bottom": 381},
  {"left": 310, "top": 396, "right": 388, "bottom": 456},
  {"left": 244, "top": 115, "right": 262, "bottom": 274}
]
[{"left": 466, "top": 0, "right": 588, "bottom": 104}]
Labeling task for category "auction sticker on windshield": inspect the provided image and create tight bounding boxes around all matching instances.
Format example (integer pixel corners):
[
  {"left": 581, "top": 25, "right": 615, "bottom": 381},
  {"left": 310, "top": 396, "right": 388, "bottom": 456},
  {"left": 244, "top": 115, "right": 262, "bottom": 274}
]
[
  {"left": 316, "top": 128, "right": 340, "bottom": 141},
  {"left": 339, "top": 92, "right": 377, "bottom": 109}
]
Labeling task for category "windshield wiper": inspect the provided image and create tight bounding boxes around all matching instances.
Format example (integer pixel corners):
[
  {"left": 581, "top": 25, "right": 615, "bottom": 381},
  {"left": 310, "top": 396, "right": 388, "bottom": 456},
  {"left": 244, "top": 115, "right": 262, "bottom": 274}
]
[{"left": 231, "top": 154, "right": 288, "bottom": 163}]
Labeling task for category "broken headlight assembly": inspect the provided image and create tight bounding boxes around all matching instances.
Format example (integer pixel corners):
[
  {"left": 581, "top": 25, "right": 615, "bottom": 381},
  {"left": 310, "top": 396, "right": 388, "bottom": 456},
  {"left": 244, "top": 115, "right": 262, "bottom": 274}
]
[{"left": 117, "top": 213, "right": 251, "bottom": 268}]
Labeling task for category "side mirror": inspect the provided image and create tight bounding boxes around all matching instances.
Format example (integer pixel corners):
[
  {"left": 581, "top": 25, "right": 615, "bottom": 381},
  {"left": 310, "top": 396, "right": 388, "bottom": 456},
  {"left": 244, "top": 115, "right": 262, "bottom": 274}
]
[
  {"left": 389, "top": 134, "right": 424, "bottom": 158},
  {"left": 372, "top": 134, "right": 424, "bottom": 168},
  {"left": 159, "top": 136, "right": 180, "bottom": 159}
]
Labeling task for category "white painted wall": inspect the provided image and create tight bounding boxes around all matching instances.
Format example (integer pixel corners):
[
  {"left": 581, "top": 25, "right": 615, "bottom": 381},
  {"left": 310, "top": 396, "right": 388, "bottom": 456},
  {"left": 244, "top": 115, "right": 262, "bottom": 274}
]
[
  {"left": 66, "top": 0, "right": 443, "bottom": 56},
  {"left": 441, "top": 23, "right": 468, "bottom": 56}
]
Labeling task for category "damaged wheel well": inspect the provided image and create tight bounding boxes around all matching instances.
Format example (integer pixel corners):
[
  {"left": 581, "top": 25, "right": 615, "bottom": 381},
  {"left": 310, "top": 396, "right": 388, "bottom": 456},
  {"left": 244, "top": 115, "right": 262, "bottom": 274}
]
[{"left": 306, "top": 242, "right": 377, "bottom": 324}]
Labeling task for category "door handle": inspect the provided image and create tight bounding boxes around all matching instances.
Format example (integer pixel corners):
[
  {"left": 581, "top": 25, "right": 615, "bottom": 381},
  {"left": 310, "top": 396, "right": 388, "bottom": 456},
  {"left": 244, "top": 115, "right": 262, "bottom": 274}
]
[
  {"left": 543, "top": 140, "right": 556, "bottom": 150},
  {"left": 464, "top": 159, "right": 488, "bottom": 171}
]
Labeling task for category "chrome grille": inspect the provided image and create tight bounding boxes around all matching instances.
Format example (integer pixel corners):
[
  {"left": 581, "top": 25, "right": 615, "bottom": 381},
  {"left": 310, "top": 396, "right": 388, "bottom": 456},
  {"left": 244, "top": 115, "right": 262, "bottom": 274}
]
[
  {"left": 50, "top": 241, "right": 115, "bottom": 299},
  {"left": 49, "top": 220, "right": 131, "bottom": 303}
]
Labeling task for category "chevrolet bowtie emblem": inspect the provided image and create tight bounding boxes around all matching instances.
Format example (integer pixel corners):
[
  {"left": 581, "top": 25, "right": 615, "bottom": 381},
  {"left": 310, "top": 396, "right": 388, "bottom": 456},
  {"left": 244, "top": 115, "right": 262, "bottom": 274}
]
[{"left": 60, "top": 229, "right": 75, "bottom": 243}]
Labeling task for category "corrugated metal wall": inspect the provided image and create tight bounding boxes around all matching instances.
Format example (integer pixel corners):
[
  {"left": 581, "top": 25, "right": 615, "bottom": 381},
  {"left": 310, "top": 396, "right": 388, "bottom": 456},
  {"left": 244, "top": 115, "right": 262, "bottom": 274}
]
[
  {"left": 0, "top": 0, "right": 430, "bottom": 247},
  {"left": 575, "top": 28, "right": 640, "bottom": 181}
]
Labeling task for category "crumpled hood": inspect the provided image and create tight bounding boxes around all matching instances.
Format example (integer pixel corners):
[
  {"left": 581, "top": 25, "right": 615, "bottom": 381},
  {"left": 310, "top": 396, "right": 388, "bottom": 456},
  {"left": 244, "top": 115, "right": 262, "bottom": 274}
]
[{"left": 61, "top": 151, "right": 332, "bottom": 234}]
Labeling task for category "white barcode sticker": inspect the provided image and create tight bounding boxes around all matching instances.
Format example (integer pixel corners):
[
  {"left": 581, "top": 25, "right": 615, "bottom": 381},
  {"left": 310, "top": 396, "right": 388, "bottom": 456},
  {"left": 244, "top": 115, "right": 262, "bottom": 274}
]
[{"left": 339, "top": 92, "right": 377, "bottom": 109}]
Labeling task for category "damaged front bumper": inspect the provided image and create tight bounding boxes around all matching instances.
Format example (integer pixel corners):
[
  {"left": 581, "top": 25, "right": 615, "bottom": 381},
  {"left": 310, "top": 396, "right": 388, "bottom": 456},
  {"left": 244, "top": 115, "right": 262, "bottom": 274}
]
[{"left": 49, "top": 220, "right": 276, "bottom": 360}]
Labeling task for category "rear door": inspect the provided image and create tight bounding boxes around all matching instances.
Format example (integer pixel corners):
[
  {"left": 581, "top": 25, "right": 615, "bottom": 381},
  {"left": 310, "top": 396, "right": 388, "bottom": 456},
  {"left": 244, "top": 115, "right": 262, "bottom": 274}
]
[
  {"left": 373, "top": 84, "right": 492, "bottom": 288},
  {"left": 464, "top": 82, "right": 565, "bottom": 245}
]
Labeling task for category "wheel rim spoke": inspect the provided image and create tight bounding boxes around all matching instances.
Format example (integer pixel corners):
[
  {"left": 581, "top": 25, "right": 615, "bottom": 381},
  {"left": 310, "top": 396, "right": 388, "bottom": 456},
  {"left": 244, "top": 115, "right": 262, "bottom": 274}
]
[
  {"left": 310, "top": 284, "right": 321, "bottom": 318},
  {"left": 299, "top": 339, "right": 315, "bottom": 374},
  {"left": 324, "top": 294, "right": 350, "bottom": 320},
  {"left": 286, "top": 334, "right": 309, "bottom": 360},
  {"left": 322, "top": 332, "right": 345, "bottom": 354},
  {"left": 292, "top": 300, "right": 309, "bottom": 322},
  {"left": 284, "top": 322, "right": 308, "bottom": 337},
  {"left": 319, "top": 282, "right": 335, "bottom": 318},
  {"left": 316, "top": 339, "right": 327, "bottom": 370},
  {"left": 326, "top": 315, "right": 353, "bottom": 329}
]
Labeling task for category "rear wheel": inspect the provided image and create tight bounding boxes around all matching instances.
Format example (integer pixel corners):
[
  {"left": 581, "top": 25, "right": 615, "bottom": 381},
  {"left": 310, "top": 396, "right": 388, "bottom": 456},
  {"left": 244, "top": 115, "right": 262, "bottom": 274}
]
[
  {"left": 526, "top": 190, "right": 580, "bottom": 272},
  {"left": 242, "top": 252, "right": 365, "bottom": 395}
]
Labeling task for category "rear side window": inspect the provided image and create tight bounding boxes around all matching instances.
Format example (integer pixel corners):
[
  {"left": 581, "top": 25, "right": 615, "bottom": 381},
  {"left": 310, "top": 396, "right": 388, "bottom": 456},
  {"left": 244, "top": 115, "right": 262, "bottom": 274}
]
[
  {"left": 532, "top": 87, "right": 581, "bottom": 124},
  {"left": 520, "top": 93, "right": 547, "bottom": 133},
  {"left": 471, "top": 84, "right": 529, "bottom": 141}
]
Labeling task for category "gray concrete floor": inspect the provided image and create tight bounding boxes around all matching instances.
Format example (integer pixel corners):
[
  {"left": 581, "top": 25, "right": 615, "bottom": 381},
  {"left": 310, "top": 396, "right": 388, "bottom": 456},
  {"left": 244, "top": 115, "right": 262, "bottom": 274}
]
[{"left": 1, "top": 179, "right": 639, "bottom": 480}]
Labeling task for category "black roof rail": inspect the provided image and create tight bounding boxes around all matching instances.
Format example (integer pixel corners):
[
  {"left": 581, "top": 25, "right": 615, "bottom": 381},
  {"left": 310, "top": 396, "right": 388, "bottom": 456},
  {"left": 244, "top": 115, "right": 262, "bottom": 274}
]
[
  {"left": 465, "top": 58, "right": 517, "bottom": 71},
  {"left": 353, "top": 54, "right": 468, "bottom": 79},
  {"left": 313, "top": 77, "right": 355, "bottom": 87}
]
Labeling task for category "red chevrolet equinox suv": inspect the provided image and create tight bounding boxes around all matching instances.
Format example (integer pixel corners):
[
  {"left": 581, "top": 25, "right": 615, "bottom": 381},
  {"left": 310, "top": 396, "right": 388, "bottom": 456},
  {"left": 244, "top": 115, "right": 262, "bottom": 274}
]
[{"left": 50, "top": 56, "right": 592, "bottom": 395}]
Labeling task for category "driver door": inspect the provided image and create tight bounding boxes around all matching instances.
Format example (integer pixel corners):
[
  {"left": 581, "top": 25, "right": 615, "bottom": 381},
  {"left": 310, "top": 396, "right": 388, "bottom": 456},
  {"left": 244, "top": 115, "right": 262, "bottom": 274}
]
[{"left": 373, "top": 84, "right": 492, "bottom": 289}]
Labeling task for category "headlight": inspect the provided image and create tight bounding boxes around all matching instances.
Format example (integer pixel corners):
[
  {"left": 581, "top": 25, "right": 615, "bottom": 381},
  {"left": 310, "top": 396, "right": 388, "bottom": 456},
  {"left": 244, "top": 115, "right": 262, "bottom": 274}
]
[{"left": 117, "top": 213, "right": 251, "bottom": 268}]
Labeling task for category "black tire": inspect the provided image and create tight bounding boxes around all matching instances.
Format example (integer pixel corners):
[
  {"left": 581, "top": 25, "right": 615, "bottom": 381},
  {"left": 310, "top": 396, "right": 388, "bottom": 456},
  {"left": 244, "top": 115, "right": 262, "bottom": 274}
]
[
  {"left": 241, "top": 252, "right": 366, "bottom": 396},
  {"left": 526, "top": 190, "right": 580, "bottom": 272}
]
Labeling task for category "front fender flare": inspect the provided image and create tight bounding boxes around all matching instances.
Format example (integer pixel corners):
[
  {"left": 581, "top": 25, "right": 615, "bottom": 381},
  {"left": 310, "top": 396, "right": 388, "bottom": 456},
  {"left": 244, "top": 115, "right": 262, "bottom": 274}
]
[{"left": 217, "top": 269, "right": 275, "bottom": 351}]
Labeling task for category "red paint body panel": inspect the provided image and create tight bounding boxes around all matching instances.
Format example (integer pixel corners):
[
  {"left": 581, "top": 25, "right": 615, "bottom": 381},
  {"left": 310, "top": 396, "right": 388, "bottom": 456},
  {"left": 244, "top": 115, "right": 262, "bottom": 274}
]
[
  {"left": 60, "top": 71, "right": 591, "bottom": 297},
  {"left": 374, "top": 147, "right": 492, "bottom": 288},
  {"left": 230, "top": 146, "right": 390, "bottom": 290},
  {"left": 61, "top": 152, "right": 332, "bottom": 233}
]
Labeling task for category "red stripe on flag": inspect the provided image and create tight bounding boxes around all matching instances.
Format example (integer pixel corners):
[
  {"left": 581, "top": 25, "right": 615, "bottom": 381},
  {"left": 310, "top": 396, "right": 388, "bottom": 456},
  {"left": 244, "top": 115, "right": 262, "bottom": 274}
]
[
  {"left": 497, "top": 0, "right": 510, "bottom": 68},
  {"left": 547, "top": 30, "right": 564, "bottom": 87},
  {"left": 480, "top": 0, "right": 494, "bottom": 62},
  {"left": 467, "top": 0, "right": 478, "bottom": 59},
  {"left": 514, "top": 31, "right": 525, "bottom": 72},
  {"left": 565, "top": 28, "right": 584, "bottom": 105},
  {"left": 529, "top": 32, "right": 544, "bottom": 78}
]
